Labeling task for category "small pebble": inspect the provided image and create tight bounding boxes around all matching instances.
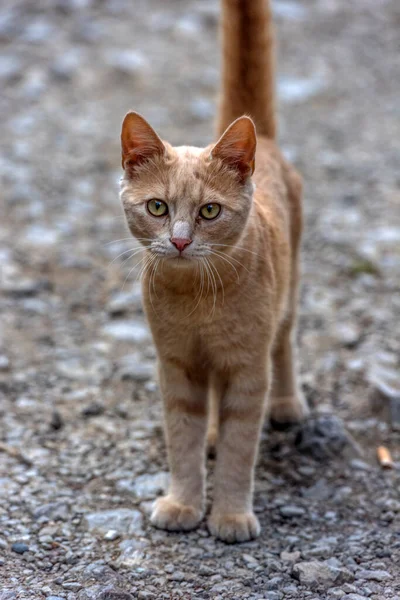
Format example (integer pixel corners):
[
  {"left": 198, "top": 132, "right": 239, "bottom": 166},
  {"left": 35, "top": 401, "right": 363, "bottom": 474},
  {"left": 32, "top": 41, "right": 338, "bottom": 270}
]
[
  {"left": 280, "top": 550, "right": 301, "bottom": 562},
  {"left": 104, "top": 529, "right": 120, "bottom": 541},
  {"left": 81, "top": 402, "right": 105, "bottom": 417},
  {"left": 11, "top": 542, "right": 29, "bottom": 554},
  {"left": 0, "top": 355, "right": 10, "bottom": 371},
  {"left": 169, "top": 571, "right": 185, "bottom": 582},
  {"left": 356, "top": 569, "right": 392, "bottom": 582},
  {"left": 50, "top": 410, "right": 64, "bottom": 430},
  {"left": 279, "top": 505, "right": 306, "bottom": 517}
]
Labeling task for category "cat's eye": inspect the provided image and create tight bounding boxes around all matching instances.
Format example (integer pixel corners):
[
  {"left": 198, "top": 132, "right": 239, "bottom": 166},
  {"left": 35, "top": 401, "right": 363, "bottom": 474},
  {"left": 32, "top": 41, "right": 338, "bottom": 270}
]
[
  {"left": 200, "top": 203, "right": 221, "bottom": 220},
  {"left": 147, "top": 199, "right": 168, "bottom": 217}
]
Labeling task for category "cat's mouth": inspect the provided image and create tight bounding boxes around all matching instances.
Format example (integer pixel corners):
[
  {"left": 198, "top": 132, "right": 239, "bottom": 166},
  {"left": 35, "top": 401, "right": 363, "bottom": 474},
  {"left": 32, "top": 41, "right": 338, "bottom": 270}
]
[{"left": 171, "top": 254, "right": 192, "bottom": 261}]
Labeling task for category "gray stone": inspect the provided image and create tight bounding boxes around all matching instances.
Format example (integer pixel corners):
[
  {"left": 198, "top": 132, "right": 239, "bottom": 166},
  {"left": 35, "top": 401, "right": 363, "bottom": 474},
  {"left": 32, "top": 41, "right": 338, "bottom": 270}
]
[
  {"left": 24, "top": 224, "right": 59, "bottom": 247},
  {"left": 292, "top": 561, "right": 354, "bottom": 590},
  {"left": 118, "top": 538, "right": 149, "bottom": 568},
  {"left": 333, "top": 323, "right": 360, "bottom": 348},
  {"left": 278, "top": 76, "right": 325, "bottom": 103},
  {"left": 117, "top": 472, "right": 168, "bottom": 499},
  {"left": 51, "top": 49, "right": 83, "bottom": 80},
  {"left": 11, "top": 542, "right": 29, "bottom": 554},
  {"left": 174, "top": 15, "right": 202, "bottom": 37},
  {"left": 272, "top": 1, "right": 307, "bottom": 21},
  {"left": 50, "top": 410, "right": 64, "bottom": 431},
  {"left": 107, "top": 284, "right": 142, "bottom": 314},
  {"left": 295, "top": 415, "right": 352, "bottom": 460},
  {"left": 356, "top": 570, "right": 392, "bottom": 582},
  {"left": 62, "top": 583, "right": 82, "bottom": 591},
  {"left": 281, "top": 550, "right": 301, "bottom": 562},
  {"left": 97, "top": 588, "right": 133, "bottom": 600},
  {"left": 261, "top": 594, "right": 282, "bottom": 600},
  {"left": 0, "top": 56, "right": 22, "bottom": 81},
  {"left": 350, "top": 459, "right": 373, "bottom": 471},
  {"left": 328, "top": 590, "right": 346, "bottom": 599},
  {"left": 81, "top": 402, "right": 105, "bottom": 417},
  {"left": 302, "top": 479, "right": 332, "bottom": 501},
  {"left": 21, "top": 66, "right": 47, "bottom": 99},
  {"left": 346, "top": 595, "right": 369, "bottom": 600},
  {"left": 104, "top": 529, "right": 120, "bottom": 541},
  {"left": 116, "top": 354, "right": 154, "bottom": 382},
  {"left": 0, "top": 355, "right": 10, "bottom": 371},
  {"left": 85, "top": 509, "right": 144, "bottom": 536},
  {"left": 34, "top": 502, "right": 69, "bottom": 521},
  {"left": 170, "top": 571, "right": 185, "bottom": 582},
  {"left": 102, "top": 320, "right": 150, "bottom": 343},
  {"left": 105, "top": 49, "right": 147, "bottom": 75},
  {"left": 265, "top": 576, "right": 284, "bottom": 590},
  {"left": 279, "top": 505, "right": 306, "bottom": 517},
  {"left": 22, "top": 19, "right": 53, "bottom": 43},
  {"left": 56, "top": 356, "right": 111, "bottom": 383},
  {"left": 2, "top": 278, "right": 47, "bottom": 297},
  {"left": 369, "top": 361, "right": 400, "bottom": 428},
  {"left": 369, "top": 360, "right": 400, "bottom": 401},
  {"left": 189, "top": 98, "right": 214, "bottom": 121},
  {"left": 83, "top": 561, "right": 118, "bottom": 583}
]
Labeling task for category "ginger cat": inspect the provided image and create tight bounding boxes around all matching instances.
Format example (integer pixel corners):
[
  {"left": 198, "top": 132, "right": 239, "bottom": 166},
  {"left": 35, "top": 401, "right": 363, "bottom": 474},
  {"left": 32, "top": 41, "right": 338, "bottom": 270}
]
[{"left": 119, "top": 0, "right": 308, "bottom": 542}]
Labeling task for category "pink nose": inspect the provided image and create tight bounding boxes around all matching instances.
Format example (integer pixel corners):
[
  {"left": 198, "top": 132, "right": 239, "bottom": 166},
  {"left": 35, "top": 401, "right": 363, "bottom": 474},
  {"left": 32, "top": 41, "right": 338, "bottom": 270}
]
[{"left": 170, "top": 237, "right": 192, "bottom": 253}]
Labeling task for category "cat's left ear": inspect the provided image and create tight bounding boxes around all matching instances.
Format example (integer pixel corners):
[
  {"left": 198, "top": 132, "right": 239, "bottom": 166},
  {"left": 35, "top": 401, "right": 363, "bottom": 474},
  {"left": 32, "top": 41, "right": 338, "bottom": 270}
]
[
  {"left": 211, "top": 116, "right": 256, "bottom": 179},
  {"left": 121, "top": 111, "right": 165, "bottom": 169}
]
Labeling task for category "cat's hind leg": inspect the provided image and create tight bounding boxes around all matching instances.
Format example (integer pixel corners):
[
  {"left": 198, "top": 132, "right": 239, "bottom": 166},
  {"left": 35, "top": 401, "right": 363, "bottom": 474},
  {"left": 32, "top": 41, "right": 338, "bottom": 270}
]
[
  {"left": 268, "top": 316, "right": 309, "bottom": 428},
  {"left": 206, "top": 385, "right": 219, "bottom": 456}
]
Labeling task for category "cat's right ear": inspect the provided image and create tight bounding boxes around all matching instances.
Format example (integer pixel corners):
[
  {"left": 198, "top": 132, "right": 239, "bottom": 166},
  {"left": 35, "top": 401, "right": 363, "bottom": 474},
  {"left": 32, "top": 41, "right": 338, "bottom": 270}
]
[{"left": 121, "top": 112, "right": 165, "bottom": 170}]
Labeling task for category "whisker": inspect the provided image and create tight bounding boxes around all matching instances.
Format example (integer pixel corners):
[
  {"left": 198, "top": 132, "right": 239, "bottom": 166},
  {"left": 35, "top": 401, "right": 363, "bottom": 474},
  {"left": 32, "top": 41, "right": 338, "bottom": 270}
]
[
  {"left": 210, "top": 249, "right": 250, "bottom": 274},
  {"left": 208, "top": 256, "right": 225, "bottom": 306},
  {"left": 204, "top": 257, "right": 217, "bottom": 318},
  {"left": 151, "top": 256, "right": 161, "bottom": 301},
  {"left": 148, "top": 256, "right": 161, "bottom": 318},
  {"left": 104, "top": 237, "right": 153, "bottom": 247},
  {"left": 107, "top": 246, "right": 145, "bottom": 267},
  {"left": 136, "top": 253, "right": 155, "bottom": 284},
  {"left": 207, "top": 249, "right": 240, "bottom": 282},
  {"left": 203, "top": 256, "right": 211, "bottom": 300},
  {"left": 185, "top": 261, "right": 204, "bottom": 319},
  {"left": 122, "top": 252, "right": 151, "bottom": 291},
  {"left": 211, "top": 243, "right": 263, "bottom": 258}
]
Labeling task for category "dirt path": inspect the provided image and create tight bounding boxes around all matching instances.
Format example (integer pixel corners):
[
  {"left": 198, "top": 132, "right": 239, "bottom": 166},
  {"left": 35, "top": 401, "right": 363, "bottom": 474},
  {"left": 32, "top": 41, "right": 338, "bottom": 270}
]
[{"left": 0, "top": 1, "right": 399, "bottom": 599}]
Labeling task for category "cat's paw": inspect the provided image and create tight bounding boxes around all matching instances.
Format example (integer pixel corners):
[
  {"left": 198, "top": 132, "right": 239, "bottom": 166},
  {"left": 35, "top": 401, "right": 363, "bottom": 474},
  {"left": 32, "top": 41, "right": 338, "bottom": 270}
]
[
  {"left": 208, "top": 511, "right": 260, "bottom": 543},
  {"left": 150, "top": 496, "right": 203, "bottom": 532},
  {"left": 269, "top": 394, "right": 309, "bottom": 430}
]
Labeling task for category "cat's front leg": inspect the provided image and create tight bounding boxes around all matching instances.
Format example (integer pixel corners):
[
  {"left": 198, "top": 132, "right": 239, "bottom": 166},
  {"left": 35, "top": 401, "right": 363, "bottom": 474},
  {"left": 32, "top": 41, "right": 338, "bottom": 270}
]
[
  {"left": 151, "top": 360, "right": 208, "bottom": 532},
  {"left": 208, "top": 367, "right": 268, "bottom": 543}
]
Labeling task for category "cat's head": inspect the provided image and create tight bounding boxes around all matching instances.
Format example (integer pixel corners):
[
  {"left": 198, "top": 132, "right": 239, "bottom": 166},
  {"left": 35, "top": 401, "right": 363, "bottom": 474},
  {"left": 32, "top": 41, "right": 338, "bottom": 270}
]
[{"left": 120, "top": 112, "right": 256, "bottom": 264}]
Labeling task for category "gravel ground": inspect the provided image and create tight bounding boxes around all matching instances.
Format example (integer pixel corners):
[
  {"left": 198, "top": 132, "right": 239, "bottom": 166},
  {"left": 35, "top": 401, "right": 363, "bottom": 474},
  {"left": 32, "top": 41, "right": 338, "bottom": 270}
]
[{"left": 1, "top": 0, "right": 400, "bottom": 598}]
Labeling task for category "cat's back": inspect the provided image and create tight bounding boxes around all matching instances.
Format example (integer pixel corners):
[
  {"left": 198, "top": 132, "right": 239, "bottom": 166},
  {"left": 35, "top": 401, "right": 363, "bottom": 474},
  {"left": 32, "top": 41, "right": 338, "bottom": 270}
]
[{"left": 253, "top": 136, "right": 302, "bottom": 248}]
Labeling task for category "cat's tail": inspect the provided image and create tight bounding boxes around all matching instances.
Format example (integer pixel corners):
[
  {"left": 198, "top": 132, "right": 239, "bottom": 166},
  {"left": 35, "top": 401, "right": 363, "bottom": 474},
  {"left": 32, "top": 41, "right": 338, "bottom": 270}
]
[{"left": 217, "top": 0, "right": 276, "bottom": 139}]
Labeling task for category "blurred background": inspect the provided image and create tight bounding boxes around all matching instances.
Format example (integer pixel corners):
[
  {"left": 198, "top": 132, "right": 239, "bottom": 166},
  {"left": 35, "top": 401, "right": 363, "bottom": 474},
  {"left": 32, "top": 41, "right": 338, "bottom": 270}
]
[{"left": 0, "top": 0, "right": 399, "bottom": 597}]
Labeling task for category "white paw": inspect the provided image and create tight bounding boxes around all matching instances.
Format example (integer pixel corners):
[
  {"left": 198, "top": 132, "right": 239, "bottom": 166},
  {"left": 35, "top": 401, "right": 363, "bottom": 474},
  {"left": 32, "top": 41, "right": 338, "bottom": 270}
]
[
  {"left": 208, "top": 511, "right": 260, "bottom": 543},
  {"left": 150, "top": 496, "right": 203, "bottom": 532},
  {"left": 269, "top": 394, "right": 309, "bottom": 427}
]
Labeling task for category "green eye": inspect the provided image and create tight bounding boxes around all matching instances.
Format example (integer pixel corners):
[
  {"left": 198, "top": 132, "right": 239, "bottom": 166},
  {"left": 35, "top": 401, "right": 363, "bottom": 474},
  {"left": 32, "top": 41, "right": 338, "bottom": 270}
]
[
  {"left": 147, "top": 199, "right": 168, "bottom": 217},
  {"left": 200, "top": 203, "right": 221, "bottom": 220}
]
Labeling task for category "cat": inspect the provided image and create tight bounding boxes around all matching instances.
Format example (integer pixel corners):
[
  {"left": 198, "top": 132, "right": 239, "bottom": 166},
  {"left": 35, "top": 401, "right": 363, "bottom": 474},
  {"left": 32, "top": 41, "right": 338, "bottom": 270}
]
[{"left": 119, "top": 0, "right": 309, "bottom": 543}]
